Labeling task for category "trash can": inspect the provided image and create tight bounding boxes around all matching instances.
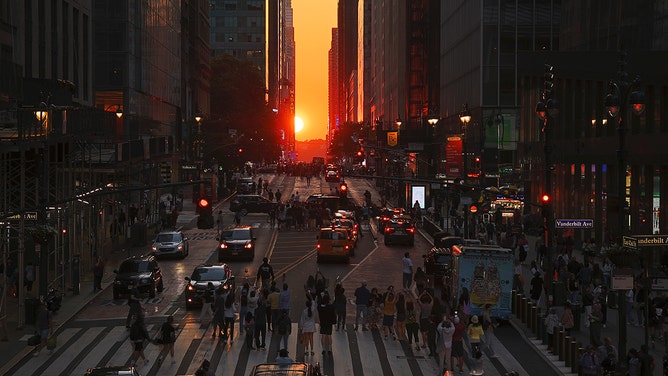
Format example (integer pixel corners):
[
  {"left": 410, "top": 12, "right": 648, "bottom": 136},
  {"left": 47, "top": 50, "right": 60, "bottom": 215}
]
[
  {"left": 552, "top": 281, "right": 567, "bottom": 306},
  {"left": 131, "top": 222, "right": 147, "bottom": 246},
  {"left": 25, "top": 298, "right": 40, "bottom": 325}
]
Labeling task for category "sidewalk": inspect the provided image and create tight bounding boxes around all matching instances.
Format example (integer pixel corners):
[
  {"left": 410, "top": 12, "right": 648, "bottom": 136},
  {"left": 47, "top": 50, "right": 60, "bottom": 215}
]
[{"left": 0, "top": 187, "right": 208, "bottom": 375}]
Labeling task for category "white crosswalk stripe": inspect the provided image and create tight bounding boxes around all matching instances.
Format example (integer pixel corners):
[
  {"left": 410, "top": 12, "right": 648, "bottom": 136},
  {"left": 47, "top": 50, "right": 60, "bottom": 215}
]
[{"left": 12, "top": 323, "right": 451, "bottom": 376}]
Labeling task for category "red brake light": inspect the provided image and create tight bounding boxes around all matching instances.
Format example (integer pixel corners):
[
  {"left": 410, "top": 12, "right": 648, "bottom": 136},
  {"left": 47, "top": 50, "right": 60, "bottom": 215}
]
[
  {"left": 408, "top": 228, "right": 415, "bottom": 233},
  {"left": 384, "top": 227, "right": 392, "bottom": 233},
  {"left": 316, "top": 244, "right": 321, "bottom": 249}
]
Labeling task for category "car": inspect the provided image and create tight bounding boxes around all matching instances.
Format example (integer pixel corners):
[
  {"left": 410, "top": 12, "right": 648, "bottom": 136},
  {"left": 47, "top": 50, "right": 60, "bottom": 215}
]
[
  {"left": 249, "top": 362, "right": 322, "bottom": 376},
  {"left": 218, "top": 225, "right": 256, "bottom": 261},
  {"left": 151, "top": 230, "right": 189, "bottom": 258},
  {"left": 229, "top": 194, "right": 277, "bottom": 215},
  {"left": 377, "top": 207, "right": 405, "bottom": 231},
  {"left": 112, "top": 255, "right": 163, "bottom": 300},
  {"left": 85, "top": 366, "right": 142, "bottom": 376},
  {"left": 316, "top": 227, "right": 352, "bottom": 263},
  {"left": 256, "top": 164, "right": 278, "bottom": 173},
  {"left": 325, "top": 168, "right": 341, "bottom": 182},
  {"left": 331, "top": 217, "right": 359, "bottom": 249},
  {"left": 422, "top": 246, "right": 458, "bottom": 285},
  {"left": 184, "top": 263, "right": 235, "bottom": 309},
  {"left": 383, "top": 215, "right": 415, "bottom": 246},
  {"left": 236, "top": 177, "right": 255, "bottom": 194}
]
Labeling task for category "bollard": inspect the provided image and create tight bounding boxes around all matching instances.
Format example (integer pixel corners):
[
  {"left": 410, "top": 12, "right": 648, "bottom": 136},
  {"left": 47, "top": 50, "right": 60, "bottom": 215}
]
[
  {"left": 573, "top": 344, "right": 584, "bottom": 374},
  {"left": 558, "top": 330, "right": 565, "bottom": 361},
  {"left": 523, "top": 298, "right": 530, "bottom": 324},
  {"left": 529, "top": 305, "right": 535, "bottom": 332},
  {"left": 520, "top": 297, "right": 528, "bottom": 322},
  {"left": 513, "top": 292, "right": 519, "bottom": 314},
  {"left": 563, "top": 336, "right": 571, "bottom": 367}
]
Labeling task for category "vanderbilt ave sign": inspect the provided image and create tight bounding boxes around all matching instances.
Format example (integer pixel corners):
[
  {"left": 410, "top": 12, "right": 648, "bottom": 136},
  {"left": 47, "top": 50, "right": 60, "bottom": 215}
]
[{"left": 622, "top": 235, "right": 668, "bottom": 250}]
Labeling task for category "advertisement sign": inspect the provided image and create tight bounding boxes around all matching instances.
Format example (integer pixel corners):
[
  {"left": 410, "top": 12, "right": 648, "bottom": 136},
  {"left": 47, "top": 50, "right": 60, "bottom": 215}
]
[
  {"left": 411, "top": 185, "right": 425, "bottom": 209},
  {"left": 387, "top": 132, "right": 398, "bottom": 147},
  {"left": 459, "top": 252, "right": 513, "bottom": 311},
  {"left": 484, "top": 114, "right": 518, "bottom": 150},
  {"left": 445, "top": 136, "right": 462, "bottom": 176}
]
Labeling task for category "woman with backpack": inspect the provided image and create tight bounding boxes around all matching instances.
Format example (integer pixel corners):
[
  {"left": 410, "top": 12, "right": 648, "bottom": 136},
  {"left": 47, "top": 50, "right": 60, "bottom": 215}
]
[{"left": 317, "top": 294, "right": 336, "bottom": 355}]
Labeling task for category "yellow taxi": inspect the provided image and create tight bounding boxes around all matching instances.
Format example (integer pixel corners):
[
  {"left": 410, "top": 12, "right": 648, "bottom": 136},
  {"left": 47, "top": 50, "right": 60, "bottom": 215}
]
[{"left": 316, "top": 227, "right": 352, "bottom": 263}]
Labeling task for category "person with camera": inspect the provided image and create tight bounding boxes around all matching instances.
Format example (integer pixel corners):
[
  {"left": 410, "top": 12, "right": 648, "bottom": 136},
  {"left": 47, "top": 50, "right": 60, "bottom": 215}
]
[{"left": 436, "top": 315, "right": 455, "bottom": 374}]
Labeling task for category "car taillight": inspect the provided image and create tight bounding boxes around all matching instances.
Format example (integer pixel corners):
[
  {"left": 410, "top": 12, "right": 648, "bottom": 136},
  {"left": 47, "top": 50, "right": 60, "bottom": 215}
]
[
  {"left": 345, "top": 245, "right": 350, "bottom": 250},
  {"left": 408, "top": 228, "right": 415, "bottom": 233},
  {"left": 316, "top": 244, "right": 321, "bottom": 249},
  {"left": 385, "top": 227, "right": 393, "bottom": 233}
]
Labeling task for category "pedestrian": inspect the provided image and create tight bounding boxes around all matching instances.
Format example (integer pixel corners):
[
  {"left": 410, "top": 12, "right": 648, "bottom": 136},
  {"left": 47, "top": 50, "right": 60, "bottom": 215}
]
[
  {"left": 243, "top": 311, "right": 255, "bottom": 349},
  {"left": 256, "top": 257, "right": 275, "bottom": 289},
  {"left": 638, "top": 344, "right": 655, "bottom": 375},
  {"left": 418, "top": 290, "right": 434, "bottom": 349},
  {"left": 334, "top": 283, "right": 346, "bottom": 332},
  {"left": 436, "top": 315, "right": 455, "bottom": 374},
  {"left": 195, "top": 359, "right": 215, "bottom": 376},
  {"left": 93, "top": 258, "right": 104, "bottom": 293},
  {"left": 597, "top": 336, "right": 618, "bottom": 374},
  {"left": 588, "top": 303, "right": 603, "bottom": 347},
  {"left": 628, "top": 348, "right": 641, "bottom": 376},
  {"left": 512, "top": 258, "right": 523, "bottom": 294},
  {"left": 395, "top": 292, "right": 407, "bottom": 341},
  {"left": 267, "top": 285, "right": 280, "bottom": 332},
  {"left": 580, "top": 345, "right": 600, "bottom": 376},
  {"left": 602, "top": 258, "right": 613, "bottom": 289},
  {"left": 530, "top": 271, "right": 543, "bottom": 306},
  {"left": 216, "top": 210, "right": 224, "bottom": 238},
  {"left": 402, "top": 252, "right": 413, "bottom": 291},
  {"left": 278, "top": 282, "right": 291, "bottom": 316},
  {"left": 275, "top": 348, "right": 294, "bottom": 364},
  {"left": 211, "top": 287, "right": 227, "bottom": 338},
  {"left": 481, "top": 303, "right": 498, "bottom": 357},
  {"left": 369, "top": 287, "right": 383, "bottom": 329},
  {"left": 317, "top": 293, "right": 336, "bottom": 355},
  {"left": 354, "top": 281, "right": 370, "bottom": 331},
  {"left": 382, "top": 289, "right": 398, "bottom": 340},
  {"left": 157, "top": 315, "right": 177, "bottom": 364},
  {"left": 222, "top": 291, "right": 237, "bottom": 344},
  {"left": 238, "top": 282, "right": 250, "bottom": 334},
  {"left": 268, "top": 188, "right": 274, "bottom": 202},
  {"left": 413, "top": 267, "right": 428, "bottom": 295},
  {"left": 466, "top": 315, "right": 484, "bottom": 354},
  {"left": 544, "top": 307, "right": 560, "bottom": 352},
  {"left": 275, "top": 189, "right": 282, "bottom": 203},
  {"left": 234, "top": 210, "right": 242, "bottom": 225},
  {"left": 561, "top": 301, "right": 575, "bottom": 336},
  {"left": 129, "top": 316, "right": 150, "bottom": 366},
  {"left": 451, "top": 315, "right": 466, "bottom": 373},
  {"left": 254, "top": 291, "right": 267, "bottom": 350},
  {"left": 200, "top": 282, "right": 215, "bottom": 324},
  {"left": 626, "top": 288, "right": 637, "bottom": 326},
  {"left": 32, "top": 302, "right": 53, "bottom": 356},
  {"left": 582, "top": 286, "right": 594, "bottom": 328},
  {"left": 126, "top": 281, "right": 143, "bottom": 328},
  {"left": 405, "top": 296, "right": 421, "bottom": 350},
  {"left": 276, "top": 309, "right": 292, "bottom": 350},
  {"left": 299, "top": 299, "right": 316, "bottom": 356}
]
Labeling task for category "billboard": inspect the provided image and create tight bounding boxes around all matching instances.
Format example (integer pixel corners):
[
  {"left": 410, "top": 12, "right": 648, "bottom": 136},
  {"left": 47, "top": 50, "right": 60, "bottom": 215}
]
[{"left": 445, "top": 136, "right": 462, "bottom": 176}]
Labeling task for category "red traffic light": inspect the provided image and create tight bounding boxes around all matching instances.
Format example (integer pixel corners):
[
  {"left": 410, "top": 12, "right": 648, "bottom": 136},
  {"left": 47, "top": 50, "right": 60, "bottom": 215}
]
[
  {"left": 357, "top": 151, "right": 363, "bottom": 157},
  {"left": 541, "top": 194, "right": 551, "bottom": 203},
  {"left": 475, "top": 156, "right": 480, "bottom": 163},
  {"left": 198, "top": 198, "right": 210, "bottom": 208},
  {"left": 469, "top": 205, "right": 478, "bottom": 213}
]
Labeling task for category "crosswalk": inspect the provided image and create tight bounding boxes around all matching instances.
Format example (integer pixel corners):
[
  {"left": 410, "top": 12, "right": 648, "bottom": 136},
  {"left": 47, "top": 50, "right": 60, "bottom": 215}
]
[{"left": 12, "top": 322, "right": 446, "bottom": 376}]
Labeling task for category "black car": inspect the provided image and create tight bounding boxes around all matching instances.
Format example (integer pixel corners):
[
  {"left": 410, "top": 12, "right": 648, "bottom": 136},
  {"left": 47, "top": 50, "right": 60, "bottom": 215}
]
[
  {"left": 383, "top": 215, "right": 415, "bottom": 246},
  {"left": 112, "top": 255, "right": 164, "bottom": 300},
  {"left": 377, "top": 207, "right": 405, "bottom": 231},
  {"left": 218, "top": 225, "right": 256, "bottom": 261},
  {"left": 151, "top": 230, "right": 189, "bottom": 258},
  {"left": 184, "top": 263, "right": 235, "bottom": 309},
  {"left": 423, "top": 247, "right": 457, "bottom": 285},
  {"left": 229, "top": 194, "right": 277, "bottom": 215},
  {"left": 236, "top": 177, "right": 255, "bottom": 193}
]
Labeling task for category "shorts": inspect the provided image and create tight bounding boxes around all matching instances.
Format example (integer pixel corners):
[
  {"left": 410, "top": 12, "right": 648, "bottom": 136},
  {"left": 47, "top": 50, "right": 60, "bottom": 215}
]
[
  {"left": 419, "top": 318, "right": 431, "bottom": 332},
  {"left": 320, "top": 324, "right": 333, "bottom": 335},
  {"left": 451, "top": 341, "right": 464, "bottom": 357},
  {"left": 133, "top": 340, "right": 145, "bottom": 351},
  {"left": 39, "top": 328, "right": 50, "bottom": 340},
  {"left": 382, "top": 314, "right": 395, "bottom": 327}
]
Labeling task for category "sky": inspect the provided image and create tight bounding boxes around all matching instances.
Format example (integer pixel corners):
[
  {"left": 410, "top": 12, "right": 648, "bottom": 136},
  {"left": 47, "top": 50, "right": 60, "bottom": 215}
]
[{"left": 291, "top": 0, "right": 337, "bottom": 141}]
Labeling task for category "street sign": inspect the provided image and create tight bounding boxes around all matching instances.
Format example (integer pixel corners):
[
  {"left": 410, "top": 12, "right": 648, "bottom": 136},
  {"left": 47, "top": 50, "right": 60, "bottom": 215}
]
[
  {"left": 634, "top": 235, "right": 668, "bottom": 247},
  {"left": 555, "top": 219, "right": 593, "bottom": 229},
  {"left": 650, "top": 277, "right": 668, "bottom": 291},
  {"left": 622, "top": 236, "right": 638, "bottom": 250},
  {"left": 387, "top": 132, "right": 398, "bottom": 147}
]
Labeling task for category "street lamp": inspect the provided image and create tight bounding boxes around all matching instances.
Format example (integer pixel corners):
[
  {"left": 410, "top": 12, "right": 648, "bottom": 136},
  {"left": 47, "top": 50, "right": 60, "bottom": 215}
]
[
  {"left": 604, "top": 52, "right": 645, "bottom": 362},
  {"left": 459, "top": 103, "right": 472, "bottom": 181}
]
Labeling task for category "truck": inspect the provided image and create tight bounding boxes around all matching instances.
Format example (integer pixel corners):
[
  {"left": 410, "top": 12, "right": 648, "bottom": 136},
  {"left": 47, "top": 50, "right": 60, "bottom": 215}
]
[{"left": 450, "top": 245, "right": 514, "bottom": 319}]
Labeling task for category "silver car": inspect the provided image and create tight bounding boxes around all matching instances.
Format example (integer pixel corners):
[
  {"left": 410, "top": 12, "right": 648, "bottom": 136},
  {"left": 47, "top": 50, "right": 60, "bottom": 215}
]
[{"left": 151, "top": 231, "right": 189, "bottom": 258}]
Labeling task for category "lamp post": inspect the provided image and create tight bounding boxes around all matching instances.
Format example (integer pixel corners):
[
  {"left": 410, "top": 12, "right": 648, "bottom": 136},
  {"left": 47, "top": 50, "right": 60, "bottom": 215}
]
[
  {"left": 459, "top": 104, "right": 472, "bottom": 182},
  {"left": 604, "top": 52, "right": 645, "bottom": 364}
]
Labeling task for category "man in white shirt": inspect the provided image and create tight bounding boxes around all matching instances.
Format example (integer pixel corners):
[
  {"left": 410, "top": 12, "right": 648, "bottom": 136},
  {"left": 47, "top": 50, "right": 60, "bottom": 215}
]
[{"left": 402, "top": 252, "right": 413, "bottom": 291}]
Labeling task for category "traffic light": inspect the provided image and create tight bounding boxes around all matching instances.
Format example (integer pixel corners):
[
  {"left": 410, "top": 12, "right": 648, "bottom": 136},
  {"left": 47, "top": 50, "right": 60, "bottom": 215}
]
[
  {"left": 218, "top": 164, "right": 224, "bottom": 172},
  {"left": 469, "top": 204, "right": 478, "bottom": 214},
  {"left": 339, "top": 183, "right": 348, "bottom": 198},
  {"left": 197, "top": 197, "right": 214, "bottom": 229},
  {"left": 541, "top": 194, "right": 551, "bottom": 217}
]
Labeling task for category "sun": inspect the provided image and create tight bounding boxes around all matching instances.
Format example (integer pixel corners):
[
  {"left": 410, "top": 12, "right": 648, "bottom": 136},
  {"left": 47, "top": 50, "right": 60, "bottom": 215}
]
[{"left": 294, "top": 116, "right": 304, "bottom": 133}]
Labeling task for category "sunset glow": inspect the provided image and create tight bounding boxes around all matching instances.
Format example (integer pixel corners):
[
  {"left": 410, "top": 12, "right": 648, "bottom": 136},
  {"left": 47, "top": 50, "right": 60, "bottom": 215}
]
[
  {"left": 292, "top": 0, "right": 337, "bottom": 141},
  {"left": 294, "top": 116, "right": 304, "bottom": 133}
]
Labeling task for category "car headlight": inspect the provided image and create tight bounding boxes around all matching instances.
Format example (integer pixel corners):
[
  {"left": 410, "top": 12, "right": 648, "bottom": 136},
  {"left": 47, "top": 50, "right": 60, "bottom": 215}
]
[
  {"left": 177, "top": 244, "right": 184, "bottom": 250},
  {"left": 186, "top": 284, "right": 195, "bottom": 291},
  {"left": 151, "top": 246, "right": 158, "bottom": 251},
  {"left": 244, "top": 242, "right": 253, "bottom": 249},
  {"left": 220, "top": 243, "right": 228, "bottom": 249}
]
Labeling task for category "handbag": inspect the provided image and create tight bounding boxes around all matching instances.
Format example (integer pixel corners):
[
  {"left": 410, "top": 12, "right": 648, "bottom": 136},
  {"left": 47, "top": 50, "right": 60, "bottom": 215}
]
[
  {"left": 46, "top": 334, "right": 57, "bottom": 350},
  {"left": 27, "top": 334, "right": 41, "bottom": 346}
]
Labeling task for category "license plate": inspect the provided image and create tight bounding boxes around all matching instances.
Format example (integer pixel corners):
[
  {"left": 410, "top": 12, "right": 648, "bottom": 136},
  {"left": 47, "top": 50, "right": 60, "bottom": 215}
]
[
  {"left": 232, "top": 252, "right": 238, "bottom": 256},
  {"left": 333, "top": 247, "right": 342, "bottom": 252},
  {"left": 396, "top": 230, "right": 404, "bottom": 234}
]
